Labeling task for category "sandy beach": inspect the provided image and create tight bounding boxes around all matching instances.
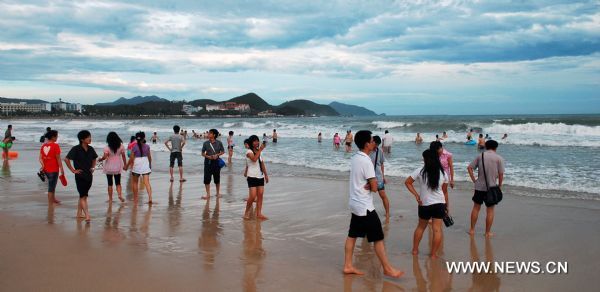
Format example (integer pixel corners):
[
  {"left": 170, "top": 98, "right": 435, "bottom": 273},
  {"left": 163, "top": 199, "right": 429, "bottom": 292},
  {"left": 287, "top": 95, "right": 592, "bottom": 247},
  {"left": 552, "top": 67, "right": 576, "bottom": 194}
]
[{"left": 1, "top": 146, "right": 599, "bottom": 291}]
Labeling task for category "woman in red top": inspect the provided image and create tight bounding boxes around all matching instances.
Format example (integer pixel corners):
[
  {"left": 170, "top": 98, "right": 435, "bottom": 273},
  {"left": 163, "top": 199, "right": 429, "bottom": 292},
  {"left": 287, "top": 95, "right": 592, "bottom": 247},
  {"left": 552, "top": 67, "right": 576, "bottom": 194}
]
[{"left": 39, "top": 130, "right": 64, "bottom": 204}]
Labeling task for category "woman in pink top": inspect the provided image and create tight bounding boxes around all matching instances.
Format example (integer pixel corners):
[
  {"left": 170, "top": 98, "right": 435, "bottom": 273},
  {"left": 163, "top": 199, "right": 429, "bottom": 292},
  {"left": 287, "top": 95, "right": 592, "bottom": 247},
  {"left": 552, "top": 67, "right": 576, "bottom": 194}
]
[
  {"left": 98, "top": 132, "right": 127, "bottom": 202},
  {"left": 333, "top": 133, "right": 341, "bottom": 150},
  {"left": 430, "top": 141, "right": 454, "bottom": 188}
]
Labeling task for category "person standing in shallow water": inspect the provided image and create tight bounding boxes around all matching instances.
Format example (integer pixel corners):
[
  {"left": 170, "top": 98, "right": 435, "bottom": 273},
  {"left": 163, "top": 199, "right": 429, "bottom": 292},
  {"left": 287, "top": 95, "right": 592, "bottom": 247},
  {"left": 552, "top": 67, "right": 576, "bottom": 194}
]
[
  {"left": 64, "top": 130, "right": 98, "bottom": 222},
  {"left": 272, "top": 129, "right": 278, "bottom": 143},
  {"left": 125, "top": 131, "right": 153, "bottom": 204},
  {"left": 243, "top": 135, "right": 269, "bottom": 220},
  {"left": 97, "top": 132, "right": 126, "bottom": 203},
  {"left": 344, "top": 130, "right": 353, "bottom": 152},
  {"left": 202, "top": 129, "right": 225, "bottom": 199},
  {"left": 39, "top": 130, "right": 64, "bottom": 205},
  {"left": 343, "top": 130, "right": 404, "bottom": 278},
  {"left": 227, "top": 131, "right": 235, "bottom": 165},
  {"left": 468, "top": 140, "right": 505, "bottom": 237},
  {"left": 369, "top": 136, "right": 390, "bottom": 223},
  {"left": 165, "top": 125, "right": 186, "bottom": 183}
]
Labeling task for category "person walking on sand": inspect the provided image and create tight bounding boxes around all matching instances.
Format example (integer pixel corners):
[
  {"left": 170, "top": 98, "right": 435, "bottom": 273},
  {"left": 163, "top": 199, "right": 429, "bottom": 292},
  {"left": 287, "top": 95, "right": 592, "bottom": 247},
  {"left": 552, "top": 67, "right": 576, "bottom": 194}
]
[
  {"left": 343, "top": 130, "right": 404, "bottom": 278},
  {"left": 125, "top": 132, "right": 153, "bottom": 204},
  {"left": 369, "top": 136, "right": 390, "bottom": 223},
  {"left": 243, "top": 135, "right": 269, "bottom": 220},
  {"left": 165, "top": 125, "right": 186, "bottom": 182},
  {"left": 97, "top": 132, "right": 126, "bottom": 203},
  {"left": 333, "top": 133, "right": 341, "bottom": 150},
  {"left": 382, "top": 130, "right": 393, "bottom": 154},
  {"left": 39, "top": 130, "right": 64, "bottom": 205},
  {"left": 227, "top": 131, "right": 235, "bottom": 165},
  {"left": 405, "top": 149, "right": 449, "bottom": 259},
  {"left": 468, "top": 140, "right": 504, "bottom": 237},
  {"left": 344, "top": 130, "right": 353, "bottom": 152},
  {"left": 64, "top": 130, "right": 98, "bottom": 222},
  {"left": 202, "top": 129, "right": 225, "bottom": 199},
  {"left": 430, "top": 141, "right": 454, "bottom": 189}
]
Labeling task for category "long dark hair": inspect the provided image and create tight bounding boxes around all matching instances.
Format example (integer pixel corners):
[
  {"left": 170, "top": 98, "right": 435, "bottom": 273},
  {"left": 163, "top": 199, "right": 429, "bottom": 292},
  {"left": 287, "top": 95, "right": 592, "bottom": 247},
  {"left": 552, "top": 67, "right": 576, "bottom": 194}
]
[
  {"left": 135, "top": 131, "right": 146, "bottom": 156},
  {"left": 248, "top": 135, "right": 259, "bottom": 152},
  {"left": 421, "top": 149, "right": 444, "bottom": 190},
  {"left": 106, "top": 132, "right": 122, "bottom": 154}
]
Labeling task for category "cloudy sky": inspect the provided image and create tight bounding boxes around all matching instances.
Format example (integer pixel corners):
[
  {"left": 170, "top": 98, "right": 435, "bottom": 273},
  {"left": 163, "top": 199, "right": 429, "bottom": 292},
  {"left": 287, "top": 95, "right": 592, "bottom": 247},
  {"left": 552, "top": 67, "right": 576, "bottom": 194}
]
[{"left": 0, "top": 0, "right": 598, "bottom": 114}]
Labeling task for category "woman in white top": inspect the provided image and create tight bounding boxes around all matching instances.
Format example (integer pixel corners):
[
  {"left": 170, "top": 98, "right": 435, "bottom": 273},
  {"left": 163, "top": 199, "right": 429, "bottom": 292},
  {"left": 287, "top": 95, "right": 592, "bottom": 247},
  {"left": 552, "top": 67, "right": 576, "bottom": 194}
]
[
  {"left": 243, "top": 135, "right": 269, "bottom": 220},
  {"left": 405, "top": 149, "right": 449, "bottom": 259}
]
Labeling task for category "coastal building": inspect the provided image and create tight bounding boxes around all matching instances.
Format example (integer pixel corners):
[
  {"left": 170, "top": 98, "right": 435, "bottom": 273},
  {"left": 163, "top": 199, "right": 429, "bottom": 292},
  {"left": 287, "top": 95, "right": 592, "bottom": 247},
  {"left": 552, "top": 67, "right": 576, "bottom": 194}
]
[
  {"left": 257, "top": 110, "right": 277, "bottom": 117},
  {"left": 0, "top": 102, "right": 51, "bottom": 114},
  {"left": 51, "top": 101, "right": 83, "bottom": 113},
  {"left": 182, "top": 104, "right": 202, "bottom": 115},
  {"left": 205, "top": 102, "right": 250, "bottom": 112}
]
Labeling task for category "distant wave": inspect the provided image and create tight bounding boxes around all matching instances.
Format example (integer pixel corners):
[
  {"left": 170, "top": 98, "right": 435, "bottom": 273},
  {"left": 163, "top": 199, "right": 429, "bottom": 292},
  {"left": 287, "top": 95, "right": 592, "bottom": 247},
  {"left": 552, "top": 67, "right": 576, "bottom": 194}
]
[
  {"left": 371, "top": 121, "right": 413, "bottom": 129},
  {"left": 485, "top": 122, "right": 600, "bottom": 137}
]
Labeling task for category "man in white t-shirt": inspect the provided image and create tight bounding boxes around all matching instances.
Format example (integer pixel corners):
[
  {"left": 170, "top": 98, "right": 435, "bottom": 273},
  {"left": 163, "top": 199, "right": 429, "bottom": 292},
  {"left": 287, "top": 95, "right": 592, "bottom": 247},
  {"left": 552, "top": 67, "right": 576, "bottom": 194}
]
[
  {"left": 382, "top": 130, "right": 393, "bottom": 154},
  {"left": 343, "top": 130, "right": 404, "bottom": 278}
]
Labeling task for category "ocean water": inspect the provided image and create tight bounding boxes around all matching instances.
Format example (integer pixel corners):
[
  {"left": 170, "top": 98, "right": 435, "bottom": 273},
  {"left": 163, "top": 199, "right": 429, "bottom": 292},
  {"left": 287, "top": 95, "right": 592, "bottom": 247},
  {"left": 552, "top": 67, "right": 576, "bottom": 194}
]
[{"left": 2, "top": 115, "right": 599, "bottom": 199}]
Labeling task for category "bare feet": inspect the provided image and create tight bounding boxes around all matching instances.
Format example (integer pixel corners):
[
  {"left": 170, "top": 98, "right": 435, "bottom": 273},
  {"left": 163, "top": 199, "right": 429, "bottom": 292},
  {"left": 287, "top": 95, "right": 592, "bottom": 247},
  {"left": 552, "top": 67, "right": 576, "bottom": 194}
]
[
  {"left": 53, "top": 199, "right": 61, "bottom": 204},
  {"left": 431, "top": 254, "right": 438, "bottom": 260},
  {"left": 383, "top": 268, "right": 405, "bottom": 278},
  {"left": 243, "top": 215, "right": 251, "bottom": 220},
  {"left": 170, "top": 177, "right": 174, "bottom": 182},
  {"left": 485, "top": 232, "right": 494, "bottom": 238},
  {"left": 118, "top": 196, "right": 125, "bottom": 203},
  {"left": 257, "top": 214, "right": 268, "bottom": 220},
  {"left": 343, "top": 266, "right": 365, "bottom": 275},
  {"left": 412, "top": 249, "right": 419, "bottom": 255},
  {"left": 201, "top": 195, "right": 209, "bottom": 200},
  {"left": 216, "top": 194, "right": 222, "bottom": 198},
  {"left": 468, "top": 229, "right": 475, "bottom": 236},
  {"left": 180, "top": 178, "right": 186, "bottom": 182}
]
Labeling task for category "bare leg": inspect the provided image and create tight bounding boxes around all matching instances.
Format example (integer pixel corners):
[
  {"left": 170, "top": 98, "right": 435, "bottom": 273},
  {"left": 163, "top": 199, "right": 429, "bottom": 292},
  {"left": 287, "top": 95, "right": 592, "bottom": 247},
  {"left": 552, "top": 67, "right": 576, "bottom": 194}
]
[
  {"left": 243, "top": 187, "right": 257, "bottom": 219},
  {"left": 179, "top": 167, "right": 185, "bottom": 181},
  {"left": 143, "top": 174, "right": 152, "bottom": 204},
  {"left": 256, "top": 186, "right": 267, "bottom": 220},
  {"left": 77, "top": 198, "right": 83, "bottom": 219},
  {"left": 430, "top": 219, "right": 443, "bottom": 259},
  {"left": 469, "top": 203, "right": 481, "bottom": 235},
  {"left": 132, "top": 175, "right": 140, "bottom": 202},
  {"left": 202, "top": 184, "right": 210, "bottom": 200},
  {"left": 373, "top": 240, "right": 404, "bottom": 278},
  {"left": 412, "top": 219, "right": 429, "bottom": 255},
  {"left": 107, "top": 186, "right": 113, "bottom": 202},
  {"left": 377, "top": 190, "right": 390, "bottom": 223},
  {"left": 485, "top": 206, "right": 495, "bottom": 237},
  {"left": 82, "top": 197, "right": 90, "bottom": 222},
  {"left": 216, "top": 183, "right": 221, "bottom": 197},
  {"left": 169, "top": 167, "right": 174, "bottom": 181},
  {"left": 343, "top": 237, "right": 364, "bottom": 275},
  {"left": 116, "top": 184, "right": 124, "bottom": 202}
]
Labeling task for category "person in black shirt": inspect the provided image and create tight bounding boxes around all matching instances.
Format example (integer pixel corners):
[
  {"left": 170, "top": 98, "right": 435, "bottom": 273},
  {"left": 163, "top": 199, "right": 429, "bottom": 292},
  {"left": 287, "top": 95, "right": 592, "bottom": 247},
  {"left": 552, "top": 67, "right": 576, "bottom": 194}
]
[
  {"left": 201, "top": 129, "right": 224, "bottom": 199},
  {"left": 64, "top": 130, "right": 98, "bottom": 222}
]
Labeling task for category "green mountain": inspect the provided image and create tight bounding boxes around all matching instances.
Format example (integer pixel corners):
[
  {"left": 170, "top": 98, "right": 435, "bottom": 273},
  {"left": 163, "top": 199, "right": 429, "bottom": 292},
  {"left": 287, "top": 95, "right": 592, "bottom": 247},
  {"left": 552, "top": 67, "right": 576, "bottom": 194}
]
[
  {"left": 228, "top": 93, "right": 272, "bottom": 112},
  {"left": 95, "top": 95, "right": 168, "bottom": 106},
  {"left": 276, "top": 100, "right": 339, "bottom": 116},
  {"left": 0, "top": 97, "right": 50, "bottom": 104},
  {"left": 329, "top": 101, "right": 378, "bottom": 116}
]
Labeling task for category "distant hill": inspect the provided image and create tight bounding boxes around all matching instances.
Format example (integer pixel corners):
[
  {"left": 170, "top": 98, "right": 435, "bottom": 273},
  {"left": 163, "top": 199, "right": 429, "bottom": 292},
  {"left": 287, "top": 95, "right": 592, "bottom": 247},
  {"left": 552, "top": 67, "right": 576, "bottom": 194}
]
[
  {"left": 0, "top": 97, "right": 50, "bottom": 104},
  {"left": 329, "top": 101, "right": 377, "bottom": 116},
  {"left": 95, "top": 95, "right": 168, "bottom": 106},
  {"left": 228, "top": 93, "right": 272, "bottom": 112},
  {"left": 188, "top": 99, "right": 217, "bottom": 107},
  {"left": 276, "top": 100, "right": 339, "bottom": 116}
]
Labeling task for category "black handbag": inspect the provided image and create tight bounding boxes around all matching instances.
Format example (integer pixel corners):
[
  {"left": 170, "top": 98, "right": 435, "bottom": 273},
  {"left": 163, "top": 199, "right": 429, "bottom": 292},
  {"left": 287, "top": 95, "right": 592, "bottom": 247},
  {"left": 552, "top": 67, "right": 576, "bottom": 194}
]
[
  {"left": 443, "top": 209, "right": 454, "bottom": 227},
  {"left": 481, "top": 152, "right": 503, "bottom": 205}
]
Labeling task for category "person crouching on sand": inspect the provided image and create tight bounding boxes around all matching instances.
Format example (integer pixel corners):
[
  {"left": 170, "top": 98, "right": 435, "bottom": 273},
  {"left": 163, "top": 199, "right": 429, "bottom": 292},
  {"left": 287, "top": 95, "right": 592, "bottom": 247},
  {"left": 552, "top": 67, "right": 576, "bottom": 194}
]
[
  {"left": 404, "top": 149, "right": 449, "bottom": 259},
  {"left": 343, "top": 130, "right": 404, "bottom": 278},
  {"left": 243, "top": 135, "right": 269, "bottom": 220}
]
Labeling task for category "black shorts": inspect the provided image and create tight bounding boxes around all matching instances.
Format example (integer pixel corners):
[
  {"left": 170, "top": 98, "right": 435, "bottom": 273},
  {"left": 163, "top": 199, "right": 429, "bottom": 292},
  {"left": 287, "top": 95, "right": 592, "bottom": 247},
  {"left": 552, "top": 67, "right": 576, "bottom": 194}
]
[
  {"left": 472, "top": 190, "right": 498, "bottom": 207},
  {"left": 418, "top": 203, "right": 446, "bottom": 220},
  {"left": 106, "top": 174, "right": 121, "bottom": 186},
  {"left": 345, "top": 142, "right": 352, "bottom": 146},
  {"left": 75, "top": 176, "right": 92, "bottom": 198},
  {"left": 272, "top": 139, "right": 277, "bottom": 143},
  {"left": 170, "top": 152, "right": 183, "bottom": 167},
  {"left": 203, "top": 160, "right": 221, "bottom": 185},
  {"left": 46, "top": 172, "right": 59, "bottom": 193},
  {"left": 247, "top": 177, "right": 265, "bottom": 188},
  {"left": 348, "top": 210, "right": 384, "bottom": 242}
]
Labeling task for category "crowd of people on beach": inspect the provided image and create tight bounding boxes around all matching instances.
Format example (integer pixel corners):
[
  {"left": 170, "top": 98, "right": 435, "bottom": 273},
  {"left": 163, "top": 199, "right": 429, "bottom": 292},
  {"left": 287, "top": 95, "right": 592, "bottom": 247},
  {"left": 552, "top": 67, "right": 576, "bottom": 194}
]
[{"left": 4, "top": 122, "right": 505, "bottom": 279}]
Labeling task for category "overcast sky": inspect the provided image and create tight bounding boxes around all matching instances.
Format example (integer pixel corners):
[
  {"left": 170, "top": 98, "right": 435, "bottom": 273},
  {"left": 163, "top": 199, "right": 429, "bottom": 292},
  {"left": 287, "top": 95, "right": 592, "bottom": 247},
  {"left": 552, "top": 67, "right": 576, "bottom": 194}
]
[{"left": 0, "top": 0, "right": 598, "bottom": 114}]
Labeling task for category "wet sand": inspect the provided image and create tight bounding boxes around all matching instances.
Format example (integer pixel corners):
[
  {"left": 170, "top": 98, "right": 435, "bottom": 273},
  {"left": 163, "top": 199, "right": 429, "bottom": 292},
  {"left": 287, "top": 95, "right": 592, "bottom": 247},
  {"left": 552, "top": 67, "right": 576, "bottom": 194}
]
[{"left": 1, "top": 147, "right": 599, "bottom": 291}]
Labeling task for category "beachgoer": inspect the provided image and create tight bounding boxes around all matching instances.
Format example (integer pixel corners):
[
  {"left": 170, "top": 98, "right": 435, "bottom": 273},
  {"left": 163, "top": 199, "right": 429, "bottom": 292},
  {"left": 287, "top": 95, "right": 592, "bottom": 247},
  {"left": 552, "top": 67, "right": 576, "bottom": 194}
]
[
  {"left": 442, "top": 131, "right": 448, "bottom": 140},
  {"left": 343, "top": 130, "right": 404, "bottom": 278},
  {"left": 436, "top": 134, "right": 441, "bottom": 142},
  {"left": 151, "top": 132, "right": 159, "bottom": 144},
  {"left": 125, "top": 132, "right": 153, "bottom": 204},
  {"left": 97, "top": 132, "right": 126, "bottom": 203},
  {"left": 183, "top": 130, "right": 188, "bottom": 140},
  {"left": 333, "top": 133, "right": 341, "bottom": 150},
  {"left": 39, "top": 130, "right": 64, "bottom": 204},
  {"left": 369, "top": 136, "right": 390, "bottom": 223},
  {"left": 227, "top": 131, "right": 235, "bottom": 165},
  {"left": 382, "top": 130, "right": 393, "bottom": 154},
  {"left": 467, "top": 128, "right": 474, "bottom": 141},
  {"left": 4, "top": 125, "right": 11, "bottom": 141},
  {"left": 127, "top": 136, "right": 136, "bottom": 158},
  {"left": 344, "top": 130, "right": 353, "bottom": 152},
  {"left": 272, "top": 129, "right": 278, "bottom": 143},
  {"left": 501, "top": 133, "right": 508, "bottom": 140},
  {"left": 404, "top": 149, "right": 449, "bottom": 259},
  {"left": 477, "top": 134, "right": 485, "bottom": 150},
  {"left": 165, "top": 125, "right": 186, "bottom": 182},
  {"left": 467, "top": 140, "right": 505, "bottom": 237},
  {"left": 243, "top": 135, "right": 269, "bottom": 220},
  {"left": 40, "top": 127, "right": 51, "bottom": 143},
  {"left": 64, "top": 130, "right": 98, "bottom": 222},
  {"left": 430, "top": 141, "right": 454, "bottom": 189},
  {"left": 318, "top": 132, "right": 322, "bottom": 143},
  {"left": 201, "top": 129, "right": 225, "bottom": 199},
  {"left": 415, "top": 133, "right": 424, "bottom": 144},
  {"left": 262, "top": 133, "right": 268, "bottom": 145}
]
